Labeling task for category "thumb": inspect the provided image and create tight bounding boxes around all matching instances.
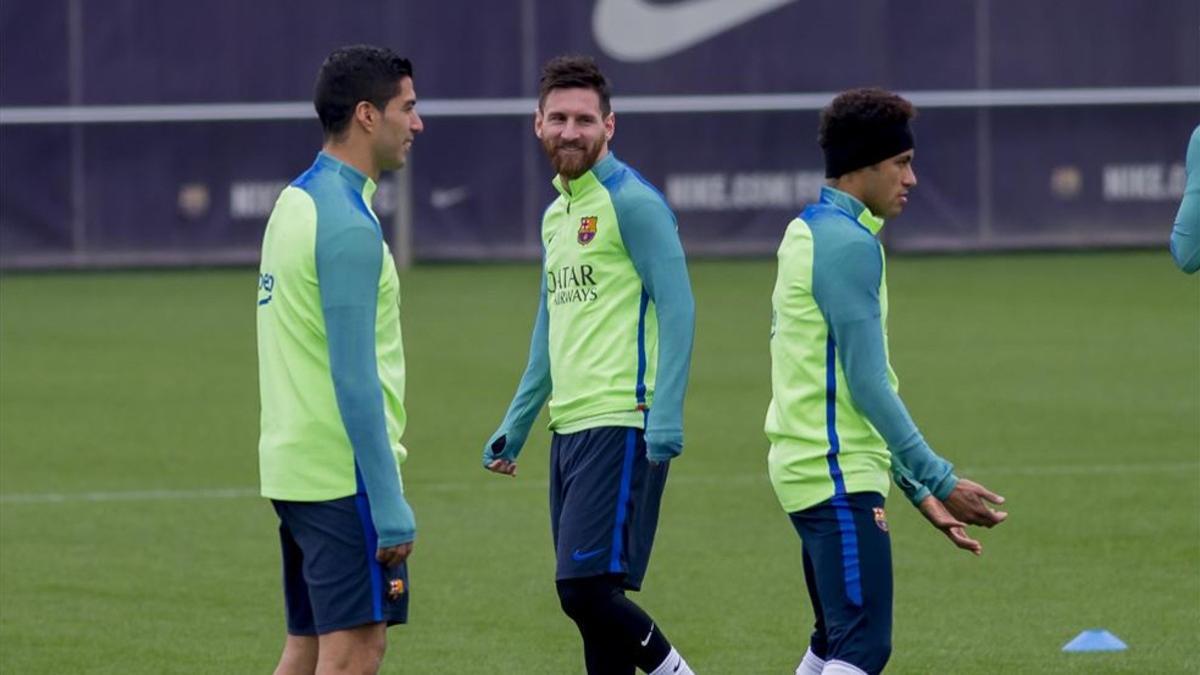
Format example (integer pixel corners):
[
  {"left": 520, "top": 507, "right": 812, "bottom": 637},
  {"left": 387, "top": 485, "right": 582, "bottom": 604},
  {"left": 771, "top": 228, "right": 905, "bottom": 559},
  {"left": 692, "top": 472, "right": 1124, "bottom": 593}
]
[{"left": 938, "top": 515, "right": 968, "bottom": 531}]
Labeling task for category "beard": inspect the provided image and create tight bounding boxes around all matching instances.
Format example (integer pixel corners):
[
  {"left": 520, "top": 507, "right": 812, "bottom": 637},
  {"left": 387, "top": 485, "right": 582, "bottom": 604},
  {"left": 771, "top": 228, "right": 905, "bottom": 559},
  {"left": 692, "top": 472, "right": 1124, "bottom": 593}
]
[{"left": 542, "top": 136, "right": 604, "bottom": 180}]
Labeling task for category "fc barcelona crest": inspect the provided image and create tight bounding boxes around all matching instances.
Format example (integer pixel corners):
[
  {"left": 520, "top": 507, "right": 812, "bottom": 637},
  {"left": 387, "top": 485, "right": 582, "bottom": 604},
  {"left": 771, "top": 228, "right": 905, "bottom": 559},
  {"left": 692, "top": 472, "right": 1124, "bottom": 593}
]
[
  {"left": 578, "top": 216, "right": 598, "bottom": 245},
  {"left": 873, "top": 507, "right": 889, "bottom": 533}
]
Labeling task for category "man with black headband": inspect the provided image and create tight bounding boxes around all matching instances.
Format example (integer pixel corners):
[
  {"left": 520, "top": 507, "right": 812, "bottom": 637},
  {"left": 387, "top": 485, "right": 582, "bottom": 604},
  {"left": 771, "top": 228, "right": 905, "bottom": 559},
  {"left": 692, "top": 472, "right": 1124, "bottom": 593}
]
[{"left": 764, "top": 88, "right": 1009, "bottom": 675}]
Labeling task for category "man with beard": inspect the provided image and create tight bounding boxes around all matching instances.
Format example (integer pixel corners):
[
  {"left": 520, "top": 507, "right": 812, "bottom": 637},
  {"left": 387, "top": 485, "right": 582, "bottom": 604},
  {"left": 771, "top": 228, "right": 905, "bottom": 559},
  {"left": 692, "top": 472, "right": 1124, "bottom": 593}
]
[{"left": 481, "top": 55, "right": 696, "bottom": 675}]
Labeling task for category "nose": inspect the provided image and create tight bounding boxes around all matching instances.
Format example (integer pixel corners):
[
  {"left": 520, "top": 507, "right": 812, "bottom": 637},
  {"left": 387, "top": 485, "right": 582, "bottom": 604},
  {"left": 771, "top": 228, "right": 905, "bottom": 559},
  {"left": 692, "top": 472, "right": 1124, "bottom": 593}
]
[
  {"left": 411, "top": 111, "right": 424, "bottom": 134},
  {"left": 904, "top": 166, "right": 917, "bottom": 188},
  {"left": 560, "top": 120, "right": 580, "bottom": 141}
]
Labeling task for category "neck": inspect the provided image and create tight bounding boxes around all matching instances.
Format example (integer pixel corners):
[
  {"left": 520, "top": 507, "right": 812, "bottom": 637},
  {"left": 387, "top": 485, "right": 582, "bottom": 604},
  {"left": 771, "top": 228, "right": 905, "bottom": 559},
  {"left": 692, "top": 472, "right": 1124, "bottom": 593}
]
[
  {"left": 827, "top": 177, "right": 866, "bottom": 205},
  {"left": 322, "top": 140, "right": 379, "bottom": 182}
]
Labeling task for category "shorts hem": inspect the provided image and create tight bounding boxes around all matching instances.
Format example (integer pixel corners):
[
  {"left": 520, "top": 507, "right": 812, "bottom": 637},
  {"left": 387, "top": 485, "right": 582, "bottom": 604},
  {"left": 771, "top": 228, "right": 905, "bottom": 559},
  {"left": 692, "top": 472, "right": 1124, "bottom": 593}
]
[
  {"left": 555, "top": 568, "right": 642, "bottom": 591},
  {"left": 314, "top": 614, "right": 407, "bottom": 635}
]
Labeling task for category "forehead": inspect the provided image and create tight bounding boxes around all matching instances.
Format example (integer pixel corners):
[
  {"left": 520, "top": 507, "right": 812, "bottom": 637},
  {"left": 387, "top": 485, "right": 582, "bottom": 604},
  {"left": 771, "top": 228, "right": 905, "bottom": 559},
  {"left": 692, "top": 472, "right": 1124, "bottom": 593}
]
[
  {"left": 380, "top": 76, "right": 415, "bottom": 108},
  {"left": 541, "top": 87, "right": 604, "bottom": 116},
  {"left": 394, "top": 76, "right": 415, "bottom": 100}
]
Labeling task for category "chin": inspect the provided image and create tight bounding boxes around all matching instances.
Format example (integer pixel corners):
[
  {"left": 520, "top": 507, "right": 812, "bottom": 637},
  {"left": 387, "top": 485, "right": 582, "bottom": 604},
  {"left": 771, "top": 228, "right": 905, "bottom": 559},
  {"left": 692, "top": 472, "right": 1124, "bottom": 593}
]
[{"left": 554, "top": 162, "right": 588, "bottom": 180}]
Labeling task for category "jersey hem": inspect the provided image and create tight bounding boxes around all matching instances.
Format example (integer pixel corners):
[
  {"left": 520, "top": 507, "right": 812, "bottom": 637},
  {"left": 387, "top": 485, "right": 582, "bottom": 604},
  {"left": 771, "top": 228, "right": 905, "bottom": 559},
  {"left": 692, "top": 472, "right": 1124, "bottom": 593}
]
[
  {"left": 261, "top": 486, "right": 358, "bottom": 502},
  {"left": 551, "top": 410, "right": 646, "bottom": 435}
]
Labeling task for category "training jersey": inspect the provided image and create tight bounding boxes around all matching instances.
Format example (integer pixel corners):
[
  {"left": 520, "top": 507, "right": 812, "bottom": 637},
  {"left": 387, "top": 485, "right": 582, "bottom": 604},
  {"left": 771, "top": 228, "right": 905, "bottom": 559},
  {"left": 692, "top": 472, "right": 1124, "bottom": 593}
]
[
  {"left": 1170, "top": 124, "right": 1200, "bottom": 274},
  {"left": 490, "top": 152, "right": 694, "bottom": 458},
  {"left": 257, "top": 151, "right": 413, "bottom": 547},
  {"left": 765, "top": 186, "right": 957, "bottom": 514}
]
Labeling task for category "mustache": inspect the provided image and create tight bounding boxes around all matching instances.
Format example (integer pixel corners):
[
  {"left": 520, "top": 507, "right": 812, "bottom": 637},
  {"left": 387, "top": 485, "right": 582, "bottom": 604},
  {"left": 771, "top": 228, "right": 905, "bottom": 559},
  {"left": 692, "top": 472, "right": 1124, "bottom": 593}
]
[{"left": 553, "top": 141, "right": 587, "bottom": 151}]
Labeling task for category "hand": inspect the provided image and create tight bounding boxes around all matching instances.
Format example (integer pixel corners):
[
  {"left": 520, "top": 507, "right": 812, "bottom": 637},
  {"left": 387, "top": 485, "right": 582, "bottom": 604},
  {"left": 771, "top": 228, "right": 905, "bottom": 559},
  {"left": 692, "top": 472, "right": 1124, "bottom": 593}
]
[
  {"left": 917, "top": 496, "right": 982, "bottom": 556},
  {"left": 486, "top": 458, "right": 518, "bottom": 476},
  {"left": 482, "top": 432, "right": 518, "bottom": 476},
  {"left": 944, "top": 478, "right": 1008, "bottom": 527},
  {"left": 376, "top": 541, "right": 412, "bottom": 567}
]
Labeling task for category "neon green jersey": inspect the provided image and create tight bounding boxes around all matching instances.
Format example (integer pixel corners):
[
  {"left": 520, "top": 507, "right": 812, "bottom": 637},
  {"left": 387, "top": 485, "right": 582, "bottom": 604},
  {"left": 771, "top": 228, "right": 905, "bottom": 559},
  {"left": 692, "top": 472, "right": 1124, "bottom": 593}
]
[
  {"left": 484, "top": 153, "right": 695, "bottom": 464},
  {"left": 766, "top": 187, "right": 956, "bottom": 514},
  {"left": 542, "top": 154, "right": 664, "bottom": 433},
  {"left": 257, "top": 154, "right": 408, "bottom": 527}
]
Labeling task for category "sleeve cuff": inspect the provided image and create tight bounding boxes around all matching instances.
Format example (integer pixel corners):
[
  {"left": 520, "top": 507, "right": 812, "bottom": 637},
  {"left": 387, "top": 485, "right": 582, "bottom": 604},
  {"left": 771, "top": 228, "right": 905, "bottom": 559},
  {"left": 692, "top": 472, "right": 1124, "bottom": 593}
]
[{"left": 930, "top": 472, "right": 959, "bottom": 502}]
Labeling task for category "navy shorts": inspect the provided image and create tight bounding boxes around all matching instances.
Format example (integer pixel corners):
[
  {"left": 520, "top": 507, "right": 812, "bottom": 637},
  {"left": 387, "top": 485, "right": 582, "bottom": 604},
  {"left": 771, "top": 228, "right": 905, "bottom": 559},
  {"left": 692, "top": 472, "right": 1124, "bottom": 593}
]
[
  {"left": 789, "top": 491, "right": 893, "bottom": 675},
  {"left": 272, "top": 495, "right": 409, "bottom": 635},
  {"left": 550, "top": 426, "right": 669, "bottom": 591}
]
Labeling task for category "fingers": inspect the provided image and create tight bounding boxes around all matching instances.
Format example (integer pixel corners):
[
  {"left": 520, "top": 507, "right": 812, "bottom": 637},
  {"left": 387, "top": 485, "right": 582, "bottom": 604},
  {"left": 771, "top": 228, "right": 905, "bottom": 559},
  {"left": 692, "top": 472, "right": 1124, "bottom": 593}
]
[
  {"left": 917, "top": 496, "right": 968, "bottom": 530},
  {"left": 376, "top": 542, "right": 413, "bottom": 567},
  {"left": 948, "top": 482, "right": 1009, "bottom": 528},
  {"left": 965, "top": 496, "right": 1007, "bottom": 528},
  {"left": 921, "top": 495, "right": 988, "bottom": 555},
  {"left": 939, "top": 515, "right": 969, "bottom": 531},
  {"left": 982, "top": 508, "right": 1008, "bottom": 526},
  {"left": 945, "top": 526, "right": 982, "bottom": 556},
  {"left": 486, "top": 458, "right": 518, "bottom": 476}
]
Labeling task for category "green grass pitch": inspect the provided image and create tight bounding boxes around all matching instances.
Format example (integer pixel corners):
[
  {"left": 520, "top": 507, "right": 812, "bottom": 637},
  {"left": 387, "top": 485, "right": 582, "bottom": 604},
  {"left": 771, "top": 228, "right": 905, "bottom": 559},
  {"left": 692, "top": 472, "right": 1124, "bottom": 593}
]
[{"left": 1, "top": 252, "right": 1197, "bottom": 673}]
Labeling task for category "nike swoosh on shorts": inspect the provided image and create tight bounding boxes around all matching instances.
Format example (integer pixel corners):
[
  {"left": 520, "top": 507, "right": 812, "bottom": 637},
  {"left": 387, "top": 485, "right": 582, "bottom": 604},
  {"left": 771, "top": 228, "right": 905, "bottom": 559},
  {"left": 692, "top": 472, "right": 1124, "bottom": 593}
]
[{"left": 571, "top": 548, "right": 605, "bottom": 562}]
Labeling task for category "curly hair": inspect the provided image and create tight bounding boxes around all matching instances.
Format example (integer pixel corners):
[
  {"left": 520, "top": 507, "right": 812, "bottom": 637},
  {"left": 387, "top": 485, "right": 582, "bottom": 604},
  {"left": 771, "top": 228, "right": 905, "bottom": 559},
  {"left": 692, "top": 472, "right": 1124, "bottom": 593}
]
[{"left": 819, "top": 87, "right": 915, "bottom": 152}]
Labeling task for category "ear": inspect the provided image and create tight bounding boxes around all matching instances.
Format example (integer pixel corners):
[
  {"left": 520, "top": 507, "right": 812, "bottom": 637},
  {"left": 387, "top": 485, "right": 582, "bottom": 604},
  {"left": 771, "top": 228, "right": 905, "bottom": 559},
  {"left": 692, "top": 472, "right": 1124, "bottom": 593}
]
[
  {"left": 603, "top": 112, "right": 615, "bottom": 142},
  {"left": 353, "top": 101, "right": 378, "bottom": 133},
  {"left": 533, "top": 108, "right": 544, "bottom": 140}
]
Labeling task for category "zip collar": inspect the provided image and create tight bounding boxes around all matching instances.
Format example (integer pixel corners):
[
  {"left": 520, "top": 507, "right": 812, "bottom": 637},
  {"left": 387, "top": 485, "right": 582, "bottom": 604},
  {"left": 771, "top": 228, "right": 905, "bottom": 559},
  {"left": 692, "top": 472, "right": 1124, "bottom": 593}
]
[{"left": 819, "top": 185, "right": 885, "bottom": 235}]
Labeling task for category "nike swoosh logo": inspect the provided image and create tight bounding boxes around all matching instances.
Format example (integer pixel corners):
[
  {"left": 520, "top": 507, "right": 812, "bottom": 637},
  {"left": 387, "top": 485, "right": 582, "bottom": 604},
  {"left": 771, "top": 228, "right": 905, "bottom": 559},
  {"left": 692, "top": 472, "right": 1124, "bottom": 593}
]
[
  {"left": 593, "top": 0, "right": 796, "bottom": 62},
  {"left": 640, "top": 623, "right": 655, "bottom": 647},
  {"left": 571, "top": 548, "right": 605, "bottom": 562}
]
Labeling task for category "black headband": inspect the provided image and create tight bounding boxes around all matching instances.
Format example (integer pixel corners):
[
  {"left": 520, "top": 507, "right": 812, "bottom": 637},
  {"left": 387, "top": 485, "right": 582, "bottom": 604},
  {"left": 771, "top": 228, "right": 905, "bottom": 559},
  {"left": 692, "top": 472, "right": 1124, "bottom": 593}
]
[{"left": 822, "top": 120, "right": 915, "bottom": 178}]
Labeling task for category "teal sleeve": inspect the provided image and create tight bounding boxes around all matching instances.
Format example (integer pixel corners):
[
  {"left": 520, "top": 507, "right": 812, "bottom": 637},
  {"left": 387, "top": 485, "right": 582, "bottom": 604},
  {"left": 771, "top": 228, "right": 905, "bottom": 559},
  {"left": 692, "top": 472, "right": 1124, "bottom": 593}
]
[
  {"left": 811, "top": 230, "right": 958, "bottom": 504},
  {"left": 618, "top": 199, "right": 696, "bottom": 462},
  {"left": 483, "top": 270, "right": 552, "bottom": 464},
  {"left": 1170, "top": 125, "right": 1200, "bottom": 274},
  {"left": 317, "top": 224, "right": 414, "bottom": 547}
]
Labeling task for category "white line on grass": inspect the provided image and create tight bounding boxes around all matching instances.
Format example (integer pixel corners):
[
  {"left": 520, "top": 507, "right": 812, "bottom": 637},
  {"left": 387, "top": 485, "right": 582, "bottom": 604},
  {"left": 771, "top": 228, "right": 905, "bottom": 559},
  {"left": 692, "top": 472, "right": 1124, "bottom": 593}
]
[
  {"left": 1, "top": 461, "right": 1195, "bottom": 505},
  {"left": 961, "top": 461, "right": 1200, "bottom": 477},
  {"left": 0, "top": 487, "right": 259, "bottom": 504}
]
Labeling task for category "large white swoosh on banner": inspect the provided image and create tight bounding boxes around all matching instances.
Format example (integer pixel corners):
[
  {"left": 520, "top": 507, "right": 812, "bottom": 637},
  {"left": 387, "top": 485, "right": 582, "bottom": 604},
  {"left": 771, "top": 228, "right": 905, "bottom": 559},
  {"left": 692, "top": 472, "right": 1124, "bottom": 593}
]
[{"left": 593, "top": 0, "right": 797, "bottom": 62}]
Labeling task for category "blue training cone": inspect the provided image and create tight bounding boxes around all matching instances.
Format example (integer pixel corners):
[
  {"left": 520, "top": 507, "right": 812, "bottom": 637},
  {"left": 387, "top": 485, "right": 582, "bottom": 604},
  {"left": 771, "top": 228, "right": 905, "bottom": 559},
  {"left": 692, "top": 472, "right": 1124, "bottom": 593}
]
[{"left": 1062, "top": 629, "right": 1128, "bottom": 652}]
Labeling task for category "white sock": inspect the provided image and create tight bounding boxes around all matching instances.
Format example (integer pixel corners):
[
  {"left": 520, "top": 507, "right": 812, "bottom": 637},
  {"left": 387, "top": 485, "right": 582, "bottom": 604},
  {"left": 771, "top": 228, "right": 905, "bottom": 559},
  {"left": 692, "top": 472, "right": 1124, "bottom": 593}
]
[
  {"left": 795, "top": 647, "right": 826, "bottom": 675},
  {"left": 821, "top": 659, "right": 868, "bottom": 675},
  {"left": 648, "top": 647, "right": 694, "bottom": 675}
]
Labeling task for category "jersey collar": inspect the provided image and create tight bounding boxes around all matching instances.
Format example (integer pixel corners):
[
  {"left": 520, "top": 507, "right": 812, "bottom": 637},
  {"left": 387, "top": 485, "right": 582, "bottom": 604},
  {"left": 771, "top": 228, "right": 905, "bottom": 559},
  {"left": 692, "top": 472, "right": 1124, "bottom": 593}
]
[
  {"left": 316, "top": 151, "right": 378, "bottom": 203},
  {"left": 820, "top": 185, "right": 885, "bottom": 236},
  {"left": 552, "top": 151, "right": 620, "bottom": 199}
]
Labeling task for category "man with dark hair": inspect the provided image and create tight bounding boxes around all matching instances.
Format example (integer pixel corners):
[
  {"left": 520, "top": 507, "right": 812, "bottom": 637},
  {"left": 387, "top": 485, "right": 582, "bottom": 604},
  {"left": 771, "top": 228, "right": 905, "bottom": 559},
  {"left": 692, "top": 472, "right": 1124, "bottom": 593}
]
[
  {"left": 765, "top": 87, "right": 1008, "bottom": 675},
  {"left": 482, "top": 55, "right": 696, "bottom": 675},
  {"left": 257, "top": 44, "right": 423, "bottom": 675}
]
